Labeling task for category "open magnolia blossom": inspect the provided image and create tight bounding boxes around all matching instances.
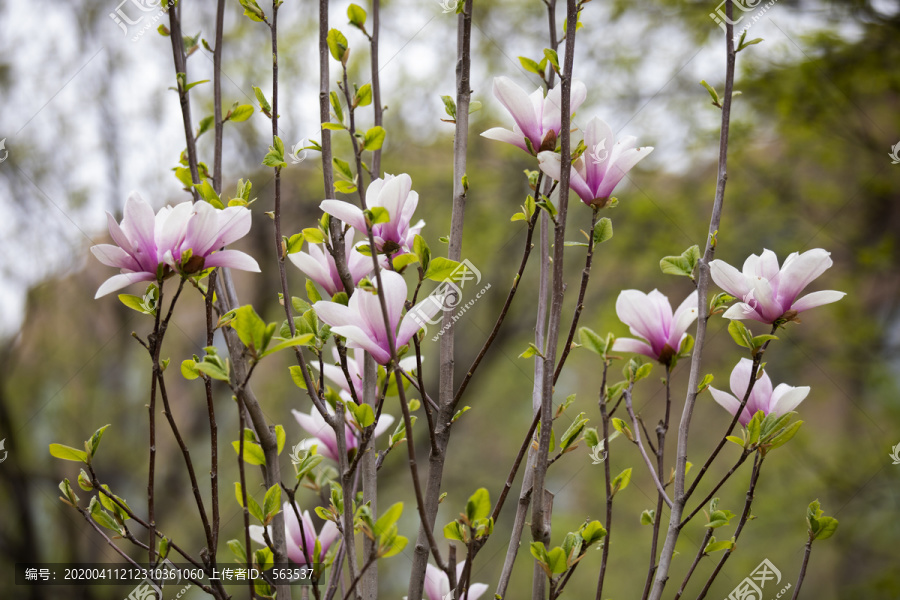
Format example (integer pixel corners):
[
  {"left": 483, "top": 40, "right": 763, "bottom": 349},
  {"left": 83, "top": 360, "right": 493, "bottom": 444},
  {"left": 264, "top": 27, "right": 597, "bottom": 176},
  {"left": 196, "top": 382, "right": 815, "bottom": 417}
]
[
  {"left": 314, "top": 347, "right": 420, "bottom": 402},
  {"left": 320, "top": 173, "right": 424, "bottom": 257},
  {"left": 709, "top": 358, "right": 810, "bottom": 426},
  {"left": 612, "top": 289, "right": 699, "bottom": 365},
  {"left": 292, "top": 405, "right": 395, "bottom": 462},
  {"left": 537, "top": 117, "right": 653, "bottom": 207},
  {"left": 709, "top": 248, "right": 845, "bottom": 324},
  {"left": 91, "top": 193, "right": 259, "bottom": 298},
  {"left": 249, "top": 504, "right": 339, "bottom": 564},
  {"left": 289, "top": 236, "right": 371, "bottom": 297},
  {"left": 422, "top": 563, "right": 488, "bottom": 600},
  {"left": 481, "top": 76, "right": 587, "bottom": 155},
  {"left": 313, "top": 270, "right": 441, "bottom": 365}
]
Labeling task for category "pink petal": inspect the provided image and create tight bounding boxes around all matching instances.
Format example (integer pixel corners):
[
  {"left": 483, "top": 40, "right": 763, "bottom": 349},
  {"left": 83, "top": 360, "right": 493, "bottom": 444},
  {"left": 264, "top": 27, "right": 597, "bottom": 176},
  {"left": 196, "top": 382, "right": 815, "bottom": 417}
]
[
  {"left": 215, "top": 206, "right": 253, "bottom": 247},
  {"left": 493, "top": 76, "right": 542, "bottom": 149},
  {"left": 331, "top": 325, "right": 392, "bottom": 365},
  {"left": 747, "top": 275, "right": 783, "bottom": 323},
  {"left": 313, "top": 300, "right": 359, "bottom": 329},
  {"left": 95, "top": 272, "right": 156, "bottom": 298},
  {"left": 183, "top": 201, "right": 221, "bottom": 257},
  {"left": 709, "top": 259, "right": 751, "bottom": 300},
  {"left": 121, "top": 192, "right": 157, "bottom": 265},
  {"left": 770, "top": 384, "right": 809, "bottom": 415},
  {"left": 481, "top": 127, "right": 529, "bottom": 152},
  {"left": 790, "top": 290, "right": 845, "bottom": 313},
  {"left": 777, "top": 248, "right": 833, "bottom": 306},
  {"left": 668, "top": 290, "right": 699, "bottom": 348},
  {"left": 593, "top": 145, "right": 654, "bottom": 199},
  {"left": 290, "top": 251, "right": 339, "bottom": 296},
  {"left": 537, "top": 151, "right": 562, "bottom": 180},
  {"left": 397, "top": 293, "right": 444, "bottom": 349},
  {"left": 320, "top": 200, "right": 368, "bottom": 234},
  {"left": 616, "top": 289, "right": 667, "bottom": 352},
  {"left": 743, "top": 249, "right": 780, "bottom": 280},
  {"left": 204, "top": 250, "right": 260, "bottom": 272},
  {"left": 423, "top": 564, "right": 447, "bottom": 600},
  {"left": 721, "top": 303, "right": 768, "bottom": 323},
  {"left": 611, "top": 337, "right": 657, "bottom": 360},
  {"left": 582, "top": 117, "right": 615, "bottom": 190},
  {"left": 709, "top": 386, "right": 750, "bottom": 425},
  {"left": 91, "top": 244, "right": 140, "bottom": 271}
]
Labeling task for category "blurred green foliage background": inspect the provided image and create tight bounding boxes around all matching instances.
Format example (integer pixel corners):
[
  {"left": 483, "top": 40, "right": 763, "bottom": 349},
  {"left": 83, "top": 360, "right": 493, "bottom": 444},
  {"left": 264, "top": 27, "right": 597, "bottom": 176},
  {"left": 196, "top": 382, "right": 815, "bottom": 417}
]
[{"left": 1, "top": 0, "right": 899, "bottom": 598}]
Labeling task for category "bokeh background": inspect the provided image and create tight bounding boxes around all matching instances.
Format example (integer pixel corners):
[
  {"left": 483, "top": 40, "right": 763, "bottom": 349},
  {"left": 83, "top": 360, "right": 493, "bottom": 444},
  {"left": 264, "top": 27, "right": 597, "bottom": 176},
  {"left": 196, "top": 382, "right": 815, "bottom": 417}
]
[{"left": 1, "top": 0, "right": 899, "bottom": 598}]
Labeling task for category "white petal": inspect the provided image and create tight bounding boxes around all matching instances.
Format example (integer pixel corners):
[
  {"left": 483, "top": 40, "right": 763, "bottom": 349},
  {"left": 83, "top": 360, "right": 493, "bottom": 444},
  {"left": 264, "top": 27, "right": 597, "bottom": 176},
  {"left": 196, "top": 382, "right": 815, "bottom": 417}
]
[
  {"left": 790, "top": 290, "right": 846, "bottom": 313},
  {"left": 95, "top": 272, "right": 156, "bottom": 298},
  {"left": 770, "top": 384, "right": 810, "bottom": 415}
]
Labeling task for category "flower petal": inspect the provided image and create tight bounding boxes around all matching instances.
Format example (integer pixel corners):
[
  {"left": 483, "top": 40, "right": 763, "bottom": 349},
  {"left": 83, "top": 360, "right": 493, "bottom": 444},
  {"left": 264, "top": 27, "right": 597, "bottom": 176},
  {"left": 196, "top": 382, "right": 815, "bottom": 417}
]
[
  {"left": 95, "top": 272, "right": 156, "bottom": 298},
  {"left": 481, "top": 127, "right": 529, "bottom": 152},
  {"left": 91, "top": 244, "right": 140, "bottom": 270},
  {"left": 777, "top": 248, "right": 833, "bottom": 306},
  {"left": 203, "top": 250, "right": 260, "bottom": 272},
  {"left": 320, "top": 199, "right": 368, "bottom": 233},
  {"left": 290, "top": 250, "right": 338, "bottom": 297},
  {"left": 331, "top": 325, "right": 392, "bottom": 365},
  {"left": 770, "top": 384, "right": 810, "bottom": 416},
  {"left": 710, "top": 259, "right": 751, "bottom": 299},
  {"left": 215, "top": 206, "right": 253, "bottom": 247},
  {"left": 790, "top": 290, "right": 845, "bottom": 313},
  {"left": 397, "top": 294, "right": 443, "bottom": 349},
  {"left": 493, "top": 76, "right": 541, "bottom": 149},
  {"left": 611, "top": 337, "right": 657, "bottom": 360},
  {"left": 668, "top": 290, "right": 699, "bottom": 348},
  {"left": 582, "top": 117, "right": 615, "bottom": 189},
  {"left": 709, "top": 386, "right": 750, "bottom": 425},
  {"left": 615, "top": 289, "right": 667, "bottom": 352},
  {"left": 593, "top": 146, "right": 654, "bottom": 200}
]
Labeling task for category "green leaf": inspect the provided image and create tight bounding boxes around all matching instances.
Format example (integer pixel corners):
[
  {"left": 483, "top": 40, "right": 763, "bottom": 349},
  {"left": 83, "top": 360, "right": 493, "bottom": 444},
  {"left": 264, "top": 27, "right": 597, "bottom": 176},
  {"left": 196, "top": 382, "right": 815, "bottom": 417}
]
[
  {"left": 697, "top": 373, "right": 714, "bottom": 393},
  {"left": 700, "top": 80, "right": 721, "bottom": 107},
  {"left": 333, "top": 157, "right": 354, "bottom": 182},
  {"left": 275, "top": 425, "right": 286, "bottom": 455},
  {"left": 440, "top": 95, "right": 456, "bottom": 120},
  {"left": 547, "top": 547, "right": 568, "bottom": 574},
  {"left": 581, "top": 520, "right": 607, "bottom": 545},
  {"left": 49, "top": 443, "right": 88, "bottom": 463},
  {"left": 232, "top": 440, "right": 266, "bottom": 466},
  {"left": 392, "top": 253, "right": 419, "bottom": 270},
  {"left": 183, "top": 79, "right": 209, "bottom": 93},
  {"left": 118, "top": 293, "right": 156, "bottom": 316},
  {"left": 355, "top": 83, "right": 373, "bottom": 107},
  {"left": 413, "top": 235, "right": 431, "bottom": 273},
  {"left": 764, "top": 420, "right": 803, "bottom": 451},
  {"left": 543, "top": 48, "right": 560, "bottom": 72},
  {"left": 347, "top": 3, "right": 367, "bottom": 28},
  {"left": 593, "top": 217, "right": 613, "bottom": 244},
  {"left": 443, "top": 520, "right": 466, "bottom": 542},
  {"left": 423, "top": 257, "right": 462, "bottom": 282},
  {"left": 727, "top": 320, "right": 754, "bottom": 349},
  {"left": 704, "top": 536, "right": 734, "bottom": 553},
  {"left": 374, "top": 502, "right": 403, "bottom": 538},
  {"left": 89, "top": 497, "right": 122, "bottom": 534},
  {"left": 611, "top": 467, "right": 632, "bottom": 497},
  {"left": 518, "top": 343, "right": 545, "bottom": 359},
  {"left": 263, "top": 484, "right": 282, "bottom": 523},
  {"left": 559, "top": 412, "right": 588, "bottom": 451},
  {"left": 194, "top": 180, "right": 223, "bottom": 208},
  {"left": 181, "top": 359, "right": 200, "bottom": 380},
  {"left": 363, "top": 126, "right": 386, "bottom": 151},
  {"left": 289, "top": 365, "right": 309, "bottom": 390},
  {"left": 228, "top": 539, "right": 247, "bottom": 564},
  {"left": 726, "top": 435, "right": 745, "bottom": 448},
  {"left": 611, "top": 417, "right": 634, "bottom": 442},
  {"left": 230, "top": 305, "right": 270, "bottom": 355},
  {"left": 578, "top": 327, "right": 609, "bottom": 355},
  {"left": 260, "top": 334, "right": 315, "bottom": 358},
  {"left": 326, "top": 28, "right": 349, "bottom": 62},
  {"left": 322, "top": 122, "right": 346, "bottom": 131},
  {"left": 329, "top": 91, "right": 344, "bottom": 125},
  {"left": 87, "top": 425, "right": 111, "bottom": 458},
  {"left": 354, "top": 403, "right": 376, "bottom": 428},
  {"left": 228, "top": 104, "right": 254, "bottom": 122},
  {"left": 239, "top": 0, "right": 266, "bottom": 22},
  {"left": 641, "top": 509, "right": 656, "bottom": 525},
  {"left": 660, "top": 245, "right": 701, "bottom": 279},
  {"left": 813, "top": 516, "right": 839, "bottom": 540},
  {"left": 465, "top": 488, "right": 491, "bottom": 522},
  {"left": 519, "top": 56, "right": 543, "bottom": 77},
  {"left": 262, "top": 135, "right": 287, "bottom": 169}
]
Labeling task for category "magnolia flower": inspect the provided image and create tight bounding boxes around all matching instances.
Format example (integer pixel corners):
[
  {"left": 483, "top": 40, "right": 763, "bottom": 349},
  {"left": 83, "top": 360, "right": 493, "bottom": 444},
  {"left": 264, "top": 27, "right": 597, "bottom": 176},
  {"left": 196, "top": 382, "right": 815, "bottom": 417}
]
[
  {"left": 709, "top": 358, "right": 810, "bottom": 426},
  {"left": 320, "top": 173, "right": 424, "bottom": 257},
  {"left": 424, "top": 563, "right": 488, "bottom": 600},
  {"left": 313, "top": 270, "right": 441, "bottom": 365},
  {"left": 91, "top": 193, "right": 259, "bottom": 298},
  {"left": 314, "top": 347, "right": 421, "bottom": 401},
  {"left": 291, "top": 405, "right": 395, "bottom": 462},
  {"left": 709, "top": 248, "right": 845, "bottom": 324},
  {"left": 537, "top": 117, "right": 653, "bottom": 207},
  {"left": 612, "top": 289, "right": 699, "bottom": 365},
  {"left": 289, "top": 236, "right": 371, "bottom": 297},
  {"left": 250, "top": 504, "right": 340, "bottom": 564},
  {"left": 481, "top": 76, "right": 587, "bottom": 155}
]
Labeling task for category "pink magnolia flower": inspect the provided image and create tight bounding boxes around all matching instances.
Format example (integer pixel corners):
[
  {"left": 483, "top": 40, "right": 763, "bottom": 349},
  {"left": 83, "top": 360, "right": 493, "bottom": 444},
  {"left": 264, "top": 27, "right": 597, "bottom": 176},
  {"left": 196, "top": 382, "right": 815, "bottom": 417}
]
[
  {"left": 709, "top": 248, "right": 845, "bottom": 324},
  {"left": 481, "top": 76, "right": 587, "bottom": 155},
  {"left": 423, "top": 563, "right": 488, "bottom": 600},
  {"left": 250, "top": 503, "right": 340, "bottom": 564},
  {"left": 709, "top": 358, "right": 810, "bottom": 426},
  {"left": 289, "top": 236, "right": 371, "bottom": 297},
  {"left": 612, "top": 289, "right": 699, "bottom": 365},
  {"left": 313, "top": 270, "right": 441, "bottom": 365},
  {"left": 314, "top": 347, "right": 421, "bottom": 402},
  {"left": 319, "top": 173, "right": 424, "bottom": 257},
  {"left": 291, "top": 405, "right": 395, "bottom": 462},
  {"left": 537, "top": 117, "right": 653, "bottom": 207},
  {"left": 91, "top": 193, "right": 259, "bottom": 298}
]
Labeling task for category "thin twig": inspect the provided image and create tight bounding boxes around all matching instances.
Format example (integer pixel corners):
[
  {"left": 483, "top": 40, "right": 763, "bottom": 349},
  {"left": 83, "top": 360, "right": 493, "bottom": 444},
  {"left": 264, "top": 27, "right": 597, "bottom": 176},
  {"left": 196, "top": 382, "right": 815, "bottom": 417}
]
[
  {"left": 791, "top": 536, "right": 814, "bottom": 600},
  {"left": 624, "top": 383, "right": 673, "bottom": 508},
  {"left": 673, "top": 529, "right": 713, "bottom": 600}
]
